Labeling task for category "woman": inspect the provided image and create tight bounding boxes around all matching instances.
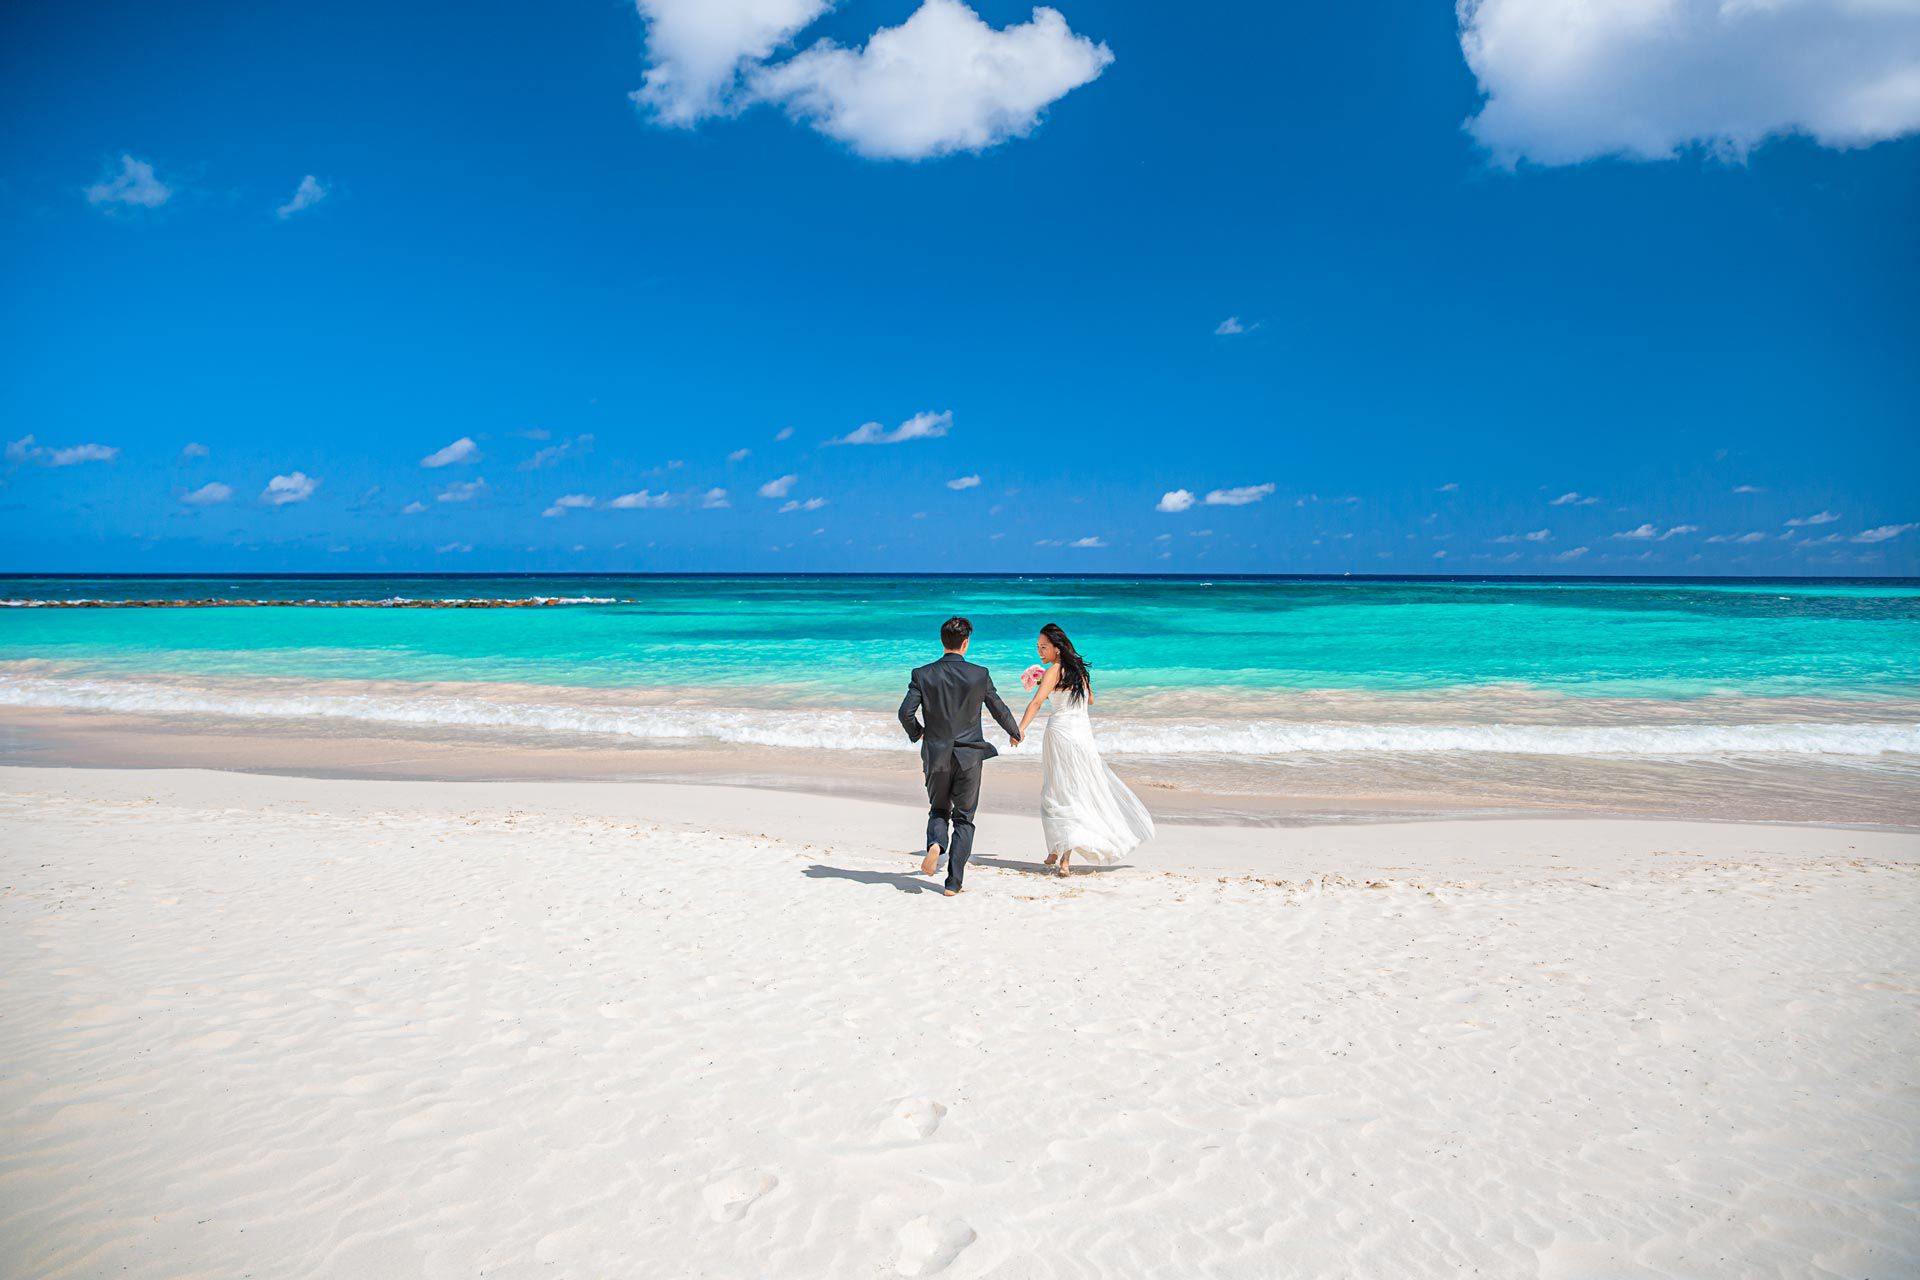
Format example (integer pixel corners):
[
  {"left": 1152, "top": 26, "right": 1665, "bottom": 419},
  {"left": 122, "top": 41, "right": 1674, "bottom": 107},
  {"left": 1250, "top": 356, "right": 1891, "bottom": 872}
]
[{"left": 1016, "top": 623, "right": 1155, "bottom": 876}]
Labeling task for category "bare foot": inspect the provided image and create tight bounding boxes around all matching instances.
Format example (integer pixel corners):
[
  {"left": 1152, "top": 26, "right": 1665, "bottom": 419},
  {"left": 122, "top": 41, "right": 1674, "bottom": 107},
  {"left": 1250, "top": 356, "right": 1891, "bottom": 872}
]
[
  {"left": 1042, "top": 853, "right": 1059, "bottom": 868},
  {"left": 942, "top": 888, "right": 959, "bottom": 897},
  {"left": 921, "top": 843, "right": 941, "bottom": 877},
  {"left": 1055, "top": 853, "right": 1073, "bottom": 877}
]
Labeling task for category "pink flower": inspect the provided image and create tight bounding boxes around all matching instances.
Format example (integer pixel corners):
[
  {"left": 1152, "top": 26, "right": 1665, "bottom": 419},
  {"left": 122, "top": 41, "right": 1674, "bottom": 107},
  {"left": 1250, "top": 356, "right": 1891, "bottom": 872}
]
[{"left": 1020, "top": 663, "right": 1047, "bottom": 691}]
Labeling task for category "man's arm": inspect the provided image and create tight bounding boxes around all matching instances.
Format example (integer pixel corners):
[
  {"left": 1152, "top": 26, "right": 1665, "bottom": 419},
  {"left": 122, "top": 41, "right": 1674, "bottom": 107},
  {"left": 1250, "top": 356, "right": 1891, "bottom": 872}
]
[
  {"left": 983, "top": 674, "right": 1022, "bottom": 745},
  {"left": 898, "top": 673, "right": 924, "bottom": 742}
]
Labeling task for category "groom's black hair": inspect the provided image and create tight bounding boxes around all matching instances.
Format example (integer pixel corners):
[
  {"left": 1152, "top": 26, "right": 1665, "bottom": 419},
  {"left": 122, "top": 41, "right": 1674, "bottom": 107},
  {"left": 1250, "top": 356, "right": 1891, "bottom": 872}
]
[{"left": 940, "top": 616, "right": 972, "bottom": 650}]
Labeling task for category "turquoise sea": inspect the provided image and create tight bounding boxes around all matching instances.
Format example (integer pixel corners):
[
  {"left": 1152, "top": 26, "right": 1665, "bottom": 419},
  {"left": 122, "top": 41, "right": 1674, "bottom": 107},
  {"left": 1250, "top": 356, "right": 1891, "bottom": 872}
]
[{"left": 3, "top": 575, "right": 1918, "bottom": 820}]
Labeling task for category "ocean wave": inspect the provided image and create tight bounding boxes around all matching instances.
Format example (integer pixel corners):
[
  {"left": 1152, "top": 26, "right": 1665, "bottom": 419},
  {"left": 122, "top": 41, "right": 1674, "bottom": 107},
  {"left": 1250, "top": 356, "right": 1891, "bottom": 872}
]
[
  {"left": 2, "top": 676, "right": 1917, "bottom": 758},
  {"left": 0, "top": 597, "right": 622, "bottom": 609}
]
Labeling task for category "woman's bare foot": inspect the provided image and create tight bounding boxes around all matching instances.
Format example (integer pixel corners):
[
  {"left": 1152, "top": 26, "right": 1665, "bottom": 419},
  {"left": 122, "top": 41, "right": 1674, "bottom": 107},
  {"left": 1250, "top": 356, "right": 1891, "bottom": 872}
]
[
  {"left": 1043, "top": 853, "right": 1059, "bottom": 868},
  {"left": 921, "top": 843, "right": 941, "bottom": 876},
  {"left": 1055, "top": 853, "right": 1073, "bottom": 877}
]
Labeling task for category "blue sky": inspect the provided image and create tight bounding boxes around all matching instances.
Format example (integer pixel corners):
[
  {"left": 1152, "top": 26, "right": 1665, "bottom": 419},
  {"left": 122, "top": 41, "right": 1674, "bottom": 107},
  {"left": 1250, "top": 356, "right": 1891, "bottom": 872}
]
[{"left": 2, "top": 0, "right": 1916, "bottom": 575}]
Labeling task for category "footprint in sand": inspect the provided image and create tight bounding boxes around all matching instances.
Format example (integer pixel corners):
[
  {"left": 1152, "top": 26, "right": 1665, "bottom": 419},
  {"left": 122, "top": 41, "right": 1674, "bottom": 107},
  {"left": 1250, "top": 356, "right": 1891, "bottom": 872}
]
[
  {"left": 703, "top": 1168, "right": 778, "bottom": 1222},
  {"left": 887, "top": 1098, "right": 947, "bottom": 1140},
  {"left": 897, "top": 1216, "right": 975, "bottom": 1276}
]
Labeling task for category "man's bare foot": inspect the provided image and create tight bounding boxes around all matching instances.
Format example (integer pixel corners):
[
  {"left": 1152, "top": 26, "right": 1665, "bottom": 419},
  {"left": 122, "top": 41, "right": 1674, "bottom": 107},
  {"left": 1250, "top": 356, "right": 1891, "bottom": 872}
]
[
  {"left": 921, "top": 843, "right": 941, "bottom": 876},
  {"left": 942, "top": 888, "right": 959, "bottom": 897}
]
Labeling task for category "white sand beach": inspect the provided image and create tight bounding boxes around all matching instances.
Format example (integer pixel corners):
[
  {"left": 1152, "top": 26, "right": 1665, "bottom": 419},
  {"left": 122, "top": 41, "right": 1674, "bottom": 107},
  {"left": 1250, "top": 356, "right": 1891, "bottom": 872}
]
[{"left": 3, "top": 765, "right": 1916, "bottom": 1278}]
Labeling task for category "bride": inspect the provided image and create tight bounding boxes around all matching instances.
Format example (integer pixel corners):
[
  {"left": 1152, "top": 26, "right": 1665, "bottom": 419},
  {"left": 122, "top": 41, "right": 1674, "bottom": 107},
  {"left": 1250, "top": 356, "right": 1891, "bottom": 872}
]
[{"left": 1016, "top": 623, "right": 1155, "bottom": 876}]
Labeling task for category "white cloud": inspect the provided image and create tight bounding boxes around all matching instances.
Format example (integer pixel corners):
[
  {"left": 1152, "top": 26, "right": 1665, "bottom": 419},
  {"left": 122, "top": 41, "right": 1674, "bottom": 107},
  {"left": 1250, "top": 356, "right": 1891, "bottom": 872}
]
[
  {"left": 401, "top": 501, "right": 428, "bottom": 515},
  {"left": 701, "top": 487, "right": 731, "bottom": 508},
  {"left": 85, "top": 155, "right": 171, "bottom": 208},
  {"left": 1433, "top": 549, "right": 1449, "bottom": 560},
  {"left": 1069, "top": 535, "right": 1107, "bottom": 548},
  {"left": 1156, "top": 489, "right": 1195, "bottom": 513},
  {"left": 437, "top": 541, "right": 473, "bottom": 555},
  {"left": 1732, "top": 484, "right": 1766, "bottom": 494},
  {"left": 6, "top": 436, "right": 119, "bottom": 466},
  {"left": 728, "top": 447, "right": 751, "bottom": 462},
  {"left": 276, "top": 175, "right": 328, "bottom": 219},
  {"left": 747, "top": 0, "right": 1114, "bottom": 160},
  {"left": 181, "top": 482, "right": 232, "bottom": 506},
  {"left": 438, "top": 478, "right": 488, "bottom": 503},
  {"left": 829, "top": 409, "right": 951, "bottom": 445},
  {"left": 1707, "top": 531, "right": 1768, "bottom": 544},
  {"left": 1204, "top": 483, "right": 1275, "bottom": 507},
  {"left": 779, "top": 496, "right": 828, "bottom": 512},
  {"left": 1213, "top": 316, "right": 1245, "bottom": 336},
  {"left": 775, "top": 427, "right": 794, "bottom": 441},
  {"left": 759, "top": 473, "right": 800, "bottom": 498},
  {"left": 1492, "top": 529, "right": 1553, "bottom": 543},
  {"left": 609, "top": 490, "right": 673, "bottom": 509},
  {"left": 179, "top": 442, "right": 209, "bottom": 460},
  {"left": 1612, "top": 522, "right": 1696, "bottom": 541},
  {"left": 543, "top": 494, "right": 597, "bottom": 517},
  {"left": 1855, "top": 523, "right": 1916, "bottom": 543},
  {"left": 1549, "top": 491, "right": 1599, "bottom": 506},
  {"left": 947, "top": 474, "right": 981, "bottom": 490},
  {"left": 520, "top": 434, "right": 593, "bottom": 471},
  {"left": 421, "top": 436, "right": 480, "bottom": 468},
  {"left": 1552, "top": 546, "right": 1590, "bottom": 561},
  {"left": 1785, "top": 510, "right": 1840, "bottom": 526},
  {"left": 1437, "top": 482, "right": 1459, "bottom": 492},
  {"left": 631, "top": 0, "right": 833, "bottom": 125},
  {"left": 1457, "top": 0, "right": 1920, "bottom": 166},
  {"left": 261, "top": 472, "right": 319, "bottom": 505}
]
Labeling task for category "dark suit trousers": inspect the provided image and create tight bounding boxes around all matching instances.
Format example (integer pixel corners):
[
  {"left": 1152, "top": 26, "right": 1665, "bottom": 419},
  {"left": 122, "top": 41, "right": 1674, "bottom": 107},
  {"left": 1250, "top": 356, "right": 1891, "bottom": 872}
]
[{"left": 924, "top": 759, "right": 982, "bottom": 891}]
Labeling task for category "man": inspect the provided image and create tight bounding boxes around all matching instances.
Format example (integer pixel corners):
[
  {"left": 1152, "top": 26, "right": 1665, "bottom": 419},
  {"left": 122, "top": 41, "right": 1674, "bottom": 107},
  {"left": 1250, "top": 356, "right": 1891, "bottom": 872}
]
[{"left": 897, "top": 616, "right": 1023, "bottom": 897}]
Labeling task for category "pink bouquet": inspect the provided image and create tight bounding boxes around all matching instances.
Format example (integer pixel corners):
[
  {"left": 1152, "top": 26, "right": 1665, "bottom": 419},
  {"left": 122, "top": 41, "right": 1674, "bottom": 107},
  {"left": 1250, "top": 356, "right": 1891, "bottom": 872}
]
[{"left": 1020, "top": 663, "right": 1047, "bottom": 691}]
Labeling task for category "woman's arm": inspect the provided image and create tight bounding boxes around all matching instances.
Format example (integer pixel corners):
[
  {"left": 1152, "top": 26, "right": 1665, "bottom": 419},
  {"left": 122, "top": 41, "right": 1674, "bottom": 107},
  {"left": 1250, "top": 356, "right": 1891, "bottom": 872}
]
[{"left": 1017, "top": 664, "right": 1060, "bottom": 740}]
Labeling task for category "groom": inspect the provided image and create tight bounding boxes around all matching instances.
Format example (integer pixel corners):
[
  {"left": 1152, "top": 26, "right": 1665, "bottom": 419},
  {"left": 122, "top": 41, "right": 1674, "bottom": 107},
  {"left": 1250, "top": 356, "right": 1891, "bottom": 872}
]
[{"left": 898, "top": 616, "right": 1023, "bottom": 897}]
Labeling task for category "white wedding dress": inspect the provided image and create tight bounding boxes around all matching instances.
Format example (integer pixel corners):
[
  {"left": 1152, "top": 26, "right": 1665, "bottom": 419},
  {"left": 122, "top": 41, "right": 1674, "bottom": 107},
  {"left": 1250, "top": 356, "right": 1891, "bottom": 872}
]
[{"left": 1039, "top": 687, "right": 1155, "bottom": 863}]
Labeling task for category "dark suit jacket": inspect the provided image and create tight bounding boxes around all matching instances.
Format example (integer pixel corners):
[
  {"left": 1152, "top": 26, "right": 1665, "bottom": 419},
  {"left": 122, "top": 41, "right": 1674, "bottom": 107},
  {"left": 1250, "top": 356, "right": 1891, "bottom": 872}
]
[{"left": 898, "top": 652, "right": 1021, "bottom": 775}]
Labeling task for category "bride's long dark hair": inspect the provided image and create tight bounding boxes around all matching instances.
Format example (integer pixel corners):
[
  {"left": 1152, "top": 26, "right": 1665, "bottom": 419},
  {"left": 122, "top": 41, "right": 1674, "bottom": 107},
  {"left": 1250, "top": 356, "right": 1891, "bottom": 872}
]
[{"left": 1042, "top": 622, "right": 1091, "bottom": 702}]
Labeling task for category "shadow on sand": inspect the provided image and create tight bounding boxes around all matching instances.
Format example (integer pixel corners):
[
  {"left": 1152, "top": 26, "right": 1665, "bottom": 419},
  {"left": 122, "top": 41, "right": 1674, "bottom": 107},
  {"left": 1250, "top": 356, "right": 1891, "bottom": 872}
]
[{"left": 802, "top": 853, "right": 1129, "bottom": 892}]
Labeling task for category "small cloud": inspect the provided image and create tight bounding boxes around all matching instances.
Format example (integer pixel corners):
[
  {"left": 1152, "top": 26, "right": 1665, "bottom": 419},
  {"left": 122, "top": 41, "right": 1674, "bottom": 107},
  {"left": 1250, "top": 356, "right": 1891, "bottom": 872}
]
[
  {"left": 1492, "top": 529, "right": 1552, "bottom": 543},
  {"left": 1784, "top": 510, "right": 1840, "bottom": 527},
  {"left": 1664, "top": 524, "right": 1699, "bottom": 539},
  {"left": 437, "top": 478, "right": 488, "bottom": 503},
  {"left": 179, "top": 441, "right": 209, "bottom": 461},
  {"left": 85, "top": 155, "right": 171, "bottom": 208},
  {"left": 700, "top": 487, "right": 730, "bottom": 509},
  {"left": 1854, "top": 523, "right": 1917, "bottom": 544},
  {"left": 828, "top": 409, "right": 950, "bottom": 446},
  {"left": 1188, "top": 529, "right": 1213, "bottom": 537},
  {"left": 758, "top": 474, "right": 799, "bottom": 498},
  {"left": 778, "top": 497, "right": 827, "bottom": 513},
  {"left": 775, "top": 427, "right": 794, "bottom": 442},
  {"left": 728, "top": 448, "right": 751, "bottom": 462},
  {"left": 436, "top": 541, "right": 472, "bottom": 554},
  {"left": 1732, "top": 485, "right": 1766, "bottom": 494},
  {"left": 1433, "top": 549, "right": 1448, "bottom": 559},
  {"left": 608, "top": 490, "right": 672, "bottom": 509},
  {"left": 275, "top": 175, "right": 328, "bottom": 219},
  {"left": 1549, "top": 491, "right": 1600, "bottom": 506},
  {"left": 1213, "top": 316, "right": 1246, "bottom": 336},
  {"left": 1204, "top": 483, "right": 1275, "bottom": 507},
  {"left": 946, "top": 474, "right": 982, "bottom": 490},
  {"left": 542, "top": 494, "right": 597, "bottom": 517},
  {"left": 519, "top": 434, "right": 593, "bottom": 471},
  {"left": 1436, "top": 482, "right": 1459, "bottom": 493},
  {"left": 6, "top": 435, "right": 119, "bottom": 467},
  {"left": 1156, "top": 489, "right": 1195, "bottom": 514},
  {"left": 1707, "top": 531, "right": 1768, "bottom": 544},
  {"left": 1552, "top": 546, "right": 1589, "bottom": 561},
  {"left": 1612, "top": 523, "right": 1658, "bottom": 540},
  {"left": 421, "top": 437, "right": 480, "bottom": 468},
  {"left": 261, "top": 472, "right": 319, "bottom": 505},
  {"left": 401, "top": 500, "right": 428, "bottom": 515},
  {"left": 1069, "top": 536, "right": 1108, "bottom": 548},
  {"left": 180, "top": 481, "right": 232, "bottom": 506}
]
